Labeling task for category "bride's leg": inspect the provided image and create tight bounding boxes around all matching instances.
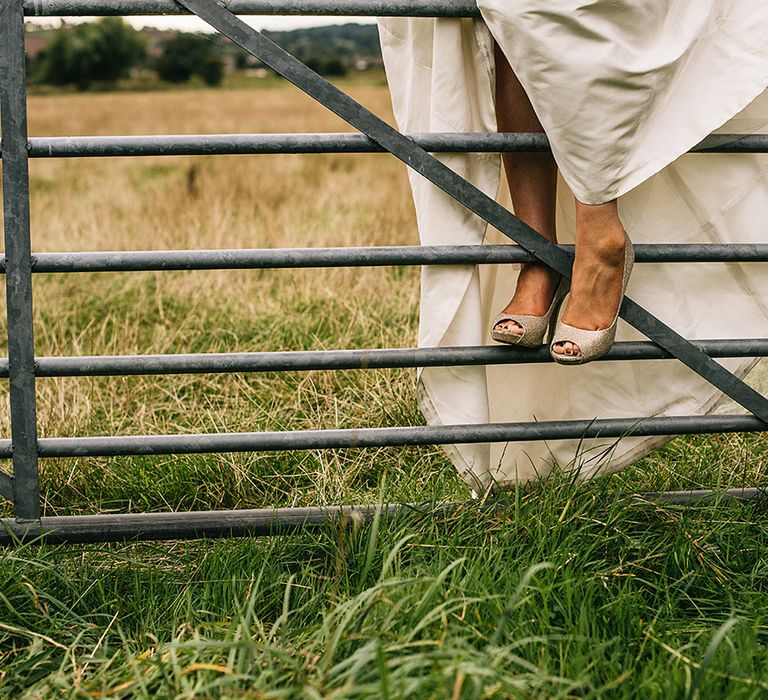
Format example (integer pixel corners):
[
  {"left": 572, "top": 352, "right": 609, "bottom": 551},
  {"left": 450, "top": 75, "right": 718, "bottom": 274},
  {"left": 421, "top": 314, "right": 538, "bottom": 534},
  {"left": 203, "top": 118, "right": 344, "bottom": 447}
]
[
  {"left": 551, "top": 200, "right": 627, "bottom": 356},
  {"left": 493, "top": 41, "right": 559, "bottom": 335}
]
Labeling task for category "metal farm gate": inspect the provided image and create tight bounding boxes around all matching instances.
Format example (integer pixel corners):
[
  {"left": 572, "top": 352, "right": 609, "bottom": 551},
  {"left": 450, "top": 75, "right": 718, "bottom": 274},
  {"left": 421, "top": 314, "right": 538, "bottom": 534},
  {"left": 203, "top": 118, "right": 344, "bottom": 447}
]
[{"left": 1, "top": 0, "right": 767, "bottom": 544}]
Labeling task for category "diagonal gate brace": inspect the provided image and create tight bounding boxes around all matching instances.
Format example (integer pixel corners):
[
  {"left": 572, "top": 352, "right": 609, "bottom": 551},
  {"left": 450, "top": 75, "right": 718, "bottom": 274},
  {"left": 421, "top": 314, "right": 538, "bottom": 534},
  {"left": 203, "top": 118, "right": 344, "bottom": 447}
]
[{"left": 177, "top": 0, "right": 768, "bottom": 424}]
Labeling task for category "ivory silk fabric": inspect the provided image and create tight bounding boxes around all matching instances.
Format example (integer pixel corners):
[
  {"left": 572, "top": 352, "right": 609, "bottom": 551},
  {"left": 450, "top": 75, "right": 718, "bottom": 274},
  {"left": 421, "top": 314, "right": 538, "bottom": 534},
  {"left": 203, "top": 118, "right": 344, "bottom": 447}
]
[{"left": 376, "top": 3, "right": 768, "bottom": 492}]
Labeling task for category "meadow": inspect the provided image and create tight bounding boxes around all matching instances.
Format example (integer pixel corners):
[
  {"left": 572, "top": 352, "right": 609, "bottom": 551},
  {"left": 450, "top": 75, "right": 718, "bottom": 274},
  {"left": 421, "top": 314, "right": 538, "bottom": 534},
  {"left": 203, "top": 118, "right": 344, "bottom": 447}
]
[{"left": 0, "top": 79, "right": 767, "bottom": 698}]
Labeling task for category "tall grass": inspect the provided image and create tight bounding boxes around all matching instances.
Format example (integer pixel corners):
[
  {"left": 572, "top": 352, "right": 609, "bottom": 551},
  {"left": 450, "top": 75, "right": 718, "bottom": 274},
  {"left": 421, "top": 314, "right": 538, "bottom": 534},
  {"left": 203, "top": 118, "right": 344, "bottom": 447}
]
[{"left": 0, "top": 82, "right": 766, "bottom": 697}]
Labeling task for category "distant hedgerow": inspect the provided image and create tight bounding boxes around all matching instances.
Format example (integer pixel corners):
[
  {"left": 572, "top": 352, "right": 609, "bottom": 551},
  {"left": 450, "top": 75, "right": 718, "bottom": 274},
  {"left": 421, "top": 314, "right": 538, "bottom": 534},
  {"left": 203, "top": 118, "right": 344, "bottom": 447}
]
[{"left": 35, "top": 17, "right": 146, "bottom": 90}]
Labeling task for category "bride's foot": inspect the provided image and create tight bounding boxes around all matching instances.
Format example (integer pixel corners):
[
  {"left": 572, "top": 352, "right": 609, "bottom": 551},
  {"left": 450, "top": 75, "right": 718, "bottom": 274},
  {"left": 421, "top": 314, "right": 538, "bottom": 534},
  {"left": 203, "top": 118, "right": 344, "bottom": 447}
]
[
  {"left": 551, "top": 206, "right": 628, "bottom": 358},
  {"left": 493, "top": 262, "right": 562, "bottom": 336}
]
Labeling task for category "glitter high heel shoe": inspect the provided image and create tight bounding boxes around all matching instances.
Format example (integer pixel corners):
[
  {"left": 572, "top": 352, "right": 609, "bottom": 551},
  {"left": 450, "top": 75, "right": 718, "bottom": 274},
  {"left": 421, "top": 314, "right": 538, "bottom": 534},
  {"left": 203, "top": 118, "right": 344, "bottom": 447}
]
[
  {"left": 491, "top": 276, "right": 569, "bottom": 348},
  {"left": 549, "top": 231, "right": 634, "bottom": 365}
]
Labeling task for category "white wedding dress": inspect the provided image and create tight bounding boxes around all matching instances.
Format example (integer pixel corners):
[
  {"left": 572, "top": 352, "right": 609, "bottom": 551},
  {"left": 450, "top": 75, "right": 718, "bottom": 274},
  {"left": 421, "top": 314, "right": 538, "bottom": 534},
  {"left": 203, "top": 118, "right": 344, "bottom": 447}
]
[{"left": 376, "top": 2, "right": 768, "bottom": 492}]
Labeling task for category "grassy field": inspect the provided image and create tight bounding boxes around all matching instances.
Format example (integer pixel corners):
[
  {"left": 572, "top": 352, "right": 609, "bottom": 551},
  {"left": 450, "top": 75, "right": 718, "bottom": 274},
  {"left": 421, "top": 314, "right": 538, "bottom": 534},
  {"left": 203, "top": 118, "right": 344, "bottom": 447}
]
[{"left": 0, "top": 80, "right": 767, "bottom": 698}]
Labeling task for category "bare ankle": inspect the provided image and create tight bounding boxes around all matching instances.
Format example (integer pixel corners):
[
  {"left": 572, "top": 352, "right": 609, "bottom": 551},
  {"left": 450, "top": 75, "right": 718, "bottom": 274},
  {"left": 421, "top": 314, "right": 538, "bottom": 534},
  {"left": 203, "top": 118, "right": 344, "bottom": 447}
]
[
  {"left": 520, "top": 260, "right": 560, "bottom": 278},
  {"left": 575, "top": 201, "right": 624, "bottom": 239},
  {"left": 590, "top": 233, "right": 627, "bottom": 264},
  {"left": 574, "top": 219, "right": 626, "bottom": 263}
]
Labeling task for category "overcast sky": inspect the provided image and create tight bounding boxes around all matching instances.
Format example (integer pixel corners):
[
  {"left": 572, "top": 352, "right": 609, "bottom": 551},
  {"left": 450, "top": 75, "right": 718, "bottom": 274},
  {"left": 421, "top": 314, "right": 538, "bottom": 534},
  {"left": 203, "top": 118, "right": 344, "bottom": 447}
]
[{"left": 29, "top": 16, "right": 378, "bottom": 32}]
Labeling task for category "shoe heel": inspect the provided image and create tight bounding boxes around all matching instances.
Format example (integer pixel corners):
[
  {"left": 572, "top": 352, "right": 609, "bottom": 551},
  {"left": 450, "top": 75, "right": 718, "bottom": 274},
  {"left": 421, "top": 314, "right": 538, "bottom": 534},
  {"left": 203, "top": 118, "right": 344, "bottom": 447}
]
[
  {"left": 550, "top": 231, "right": 634, "bottom": 365},
  {"left": 546, "top": 293, "right": 566, "bottom": 345},
  {"left": 491, "top": 275, "right": 568, "bottom": 348}
]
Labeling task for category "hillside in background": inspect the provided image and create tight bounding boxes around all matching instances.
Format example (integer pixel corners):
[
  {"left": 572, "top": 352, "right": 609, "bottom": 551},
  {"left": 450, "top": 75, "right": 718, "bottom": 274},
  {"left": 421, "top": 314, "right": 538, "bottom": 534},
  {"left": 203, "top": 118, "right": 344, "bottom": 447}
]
[{"left": 259, "top": 23, "right": 383, "bottom": 70}]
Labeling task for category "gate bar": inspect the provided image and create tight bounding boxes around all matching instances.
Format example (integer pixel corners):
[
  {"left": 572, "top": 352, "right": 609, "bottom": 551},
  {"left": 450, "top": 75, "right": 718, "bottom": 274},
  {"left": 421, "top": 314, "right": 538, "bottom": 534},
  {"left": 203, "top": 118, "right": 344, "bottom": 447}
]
[
  {"left": 0, "top": 503, "right": 409, "bottom": 545},
  {"left": 0, "top": 0, "right": 41, "bottom": 519},
  {"left": 7, "top": 133, "right": 766, "bottom": 159},
  {"left": 0, "top": 414, "right": 760, "bottom": 460},
  {"left": 24, "top": 0, "right": 482, "bottom": 17},
  {"left": 1, "top": 487, "right": 765, "bottom": 545},
  {"left": 0, "top": 339, "right": 764, "bottom": 378},
  {"left": 177, "top": 0, "right": 768, "bottom": 423},
  {"left": 8, "top": 244, "right": 768, "bottom": 274}
]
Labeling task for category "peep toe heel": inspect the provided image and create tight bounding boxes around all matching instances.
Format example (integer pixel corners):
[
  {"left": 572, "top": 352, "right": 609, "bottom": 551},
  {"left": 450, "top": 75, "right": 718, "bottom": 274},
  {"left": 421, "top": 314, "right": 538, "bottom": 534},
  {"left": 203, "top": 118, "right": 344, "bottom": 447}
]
[
  {"left": 491, "top": 277, "right": 569, "bottom": 348},
  {"left": 549, "top": 231, "right": 634, "bottom": 365}
]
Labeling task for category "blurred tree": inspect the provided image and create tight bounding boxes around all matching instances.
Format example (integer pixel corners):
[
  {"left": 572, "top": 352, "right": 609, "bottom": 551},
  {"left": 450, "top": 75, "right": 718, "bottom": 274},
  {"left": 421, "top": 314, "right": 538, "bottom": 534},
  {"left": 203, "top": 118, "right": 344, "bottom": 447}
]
[
  {"left": 155, "top": 34, "right": 224, "bottom": 85},
  {"left": 234, "top": 52, "right": 249, "bottom": 71},
  {"left": 305, "top": 57, "right": 348, "bottom": 77},
  {"left": 36, "top": 18, "right": 146, "bottom": 89},
  {"left": 197, "top": 54, "right": 224, "bottom": 86},
  {"left": 322, "top": 57, "right": 347, "bottom": 77}
]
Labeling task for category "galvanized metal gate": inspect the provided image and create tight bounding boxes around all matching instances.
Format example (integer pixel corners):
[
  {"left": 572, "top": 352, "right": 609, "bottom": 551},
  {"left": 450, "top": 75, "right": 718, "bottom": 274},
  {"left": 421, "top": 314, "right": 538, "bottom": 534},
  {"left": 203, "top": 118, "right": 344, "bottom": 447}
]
[{"left": 1, "top": 0, "right": 766, "bottom": 544}]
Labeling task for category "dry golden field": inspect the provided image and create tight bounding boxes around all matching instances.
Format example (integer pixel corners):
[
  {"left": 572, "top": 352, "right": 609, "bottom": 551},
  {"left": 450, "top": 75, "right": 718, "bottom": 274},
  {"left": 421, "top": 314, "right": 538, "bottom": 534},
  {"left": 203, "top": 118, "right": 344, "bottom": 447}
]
[
  {"left": 2, "top": 82, "right": 459, "bottom": 516},
  {"left": 1, "top": 81, "right": 765, "bottom": 519}
]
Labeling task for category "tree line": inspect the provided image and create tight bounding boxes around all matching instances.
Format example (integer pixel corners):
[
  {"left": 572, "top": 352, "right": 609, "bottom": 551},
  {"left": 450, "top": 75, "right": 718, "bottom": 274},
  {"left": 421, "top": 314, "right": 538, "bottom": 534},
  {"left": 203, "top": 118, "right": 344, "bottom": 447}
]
[
  {"left": 27, "top": 18, "right": 383, "bottom": 90},
  {"left": 29, "top": 19, "right": 229, "bottom": 89}
]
